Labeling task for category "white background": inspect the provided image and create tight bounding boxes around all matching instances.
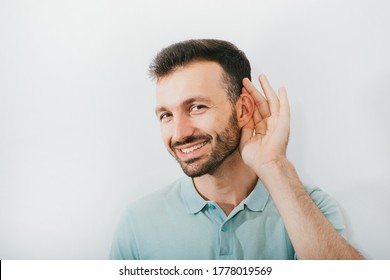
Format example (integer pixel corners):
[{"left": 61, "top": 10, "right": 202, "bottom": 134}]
[{"left": 0, "top": 0, "right": 389, "bottom": 259}]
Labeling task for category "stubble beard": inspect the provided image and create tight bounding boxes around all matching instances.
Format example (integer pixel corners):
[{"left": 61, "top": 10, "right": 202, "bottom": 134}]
[{"left": 170, "top": 113, "right": 241, "bottom": 178}]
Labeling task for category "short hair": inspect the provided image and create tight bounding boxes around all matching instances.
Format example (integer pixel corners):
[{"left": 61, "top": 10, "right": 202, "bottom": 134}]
[{"left": 149, "top": 39, "right": 251, "bottom": 103}]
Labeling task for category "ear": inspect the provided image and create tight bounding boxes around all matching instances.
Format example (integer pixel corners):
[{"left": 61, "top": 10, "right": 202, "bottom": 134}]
[{"left": 235, "top": 89, "right": 255, "bottom": 129}]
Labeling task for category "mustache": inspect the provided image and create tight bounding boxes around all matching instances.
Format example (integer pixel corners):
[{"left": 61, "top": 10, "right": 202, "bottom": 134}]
[{"left": 171, "top": 134, "right": 212, "bottom": 149}]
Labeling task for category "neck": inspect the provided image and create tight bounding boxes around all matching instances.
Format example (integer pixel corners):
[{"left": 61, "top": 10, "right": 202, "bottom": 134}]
[{"left": 193, "top": 151, "right": 258, "bottom": 216}]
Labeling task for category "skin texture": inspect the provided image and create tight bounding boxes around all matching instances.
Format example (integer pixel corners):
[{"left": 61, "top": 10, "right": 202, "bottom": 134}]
[
  {"left": 155, "top": 60, "right": 364, "bottom": 259},
  {"left": 155, "top": 62, "right": 242, "bottom": 178}
]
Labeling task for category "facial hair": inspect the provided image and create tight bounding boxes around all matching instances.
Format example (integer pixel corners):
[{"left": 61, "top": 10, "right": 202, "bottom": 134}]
[{"left": 169, "top": 112, "right": 241, "bottom": 178}]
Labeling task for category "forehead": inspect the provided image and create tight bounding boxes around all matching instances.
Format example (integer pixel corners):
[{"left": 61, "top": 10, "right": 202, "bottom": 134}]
[{"left": 155, "top": 61, "right": 229, "bottom": 109}]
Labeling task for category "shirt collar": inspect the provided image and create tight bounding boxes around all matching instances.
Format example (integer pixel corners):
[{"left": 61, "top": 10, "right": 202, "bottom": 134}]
[
  {"left": 242, "top": 179, "right": 269, "bottom": 211},
  {"left": 180, "top": 176, "right": 269, "bottom": 214},
  {"left": 180, "top": 177, "right": 208, "bottom": 214}
]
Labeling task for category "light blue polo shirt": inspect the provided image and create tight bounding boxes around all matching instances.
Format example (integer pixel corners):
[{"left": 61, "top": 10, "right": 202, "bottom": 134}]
[{"left": 110, "top": 176, "right": 345, "bottom": 259}]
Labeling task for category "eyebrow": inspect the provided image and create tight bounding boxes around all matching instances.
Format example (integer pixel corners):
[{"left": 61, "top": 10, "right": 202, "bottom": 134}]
[{"left": 155, "top": 96, "right": 213, "bottom": 116}]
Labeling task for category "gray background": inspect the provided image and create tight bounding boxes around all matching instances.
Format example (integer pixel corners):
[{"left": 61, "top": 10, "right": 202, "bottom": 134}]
[{"left": 1, "top": 0, "right": 389, "bottom": 259}]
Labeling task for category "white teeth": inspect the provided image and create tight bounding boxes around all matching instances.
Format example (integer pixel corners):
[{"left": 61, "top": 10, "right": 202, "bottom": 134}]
[{"left": 180, "top": 142, "right": 206, "bottom": 154}]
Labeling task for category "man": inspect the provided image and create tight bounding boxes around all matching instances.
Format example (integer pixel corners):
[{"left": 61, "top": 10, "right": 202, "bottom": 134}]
[{"left": 110, "top": 39, "right": 363, "bottom": 259}]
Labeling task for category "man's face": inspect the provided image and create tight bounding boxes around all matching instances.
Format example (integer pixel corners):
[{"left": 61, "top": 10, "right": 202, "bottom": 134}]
[{"left": 155, "top": 61, "right": 241, "bottom": 177}]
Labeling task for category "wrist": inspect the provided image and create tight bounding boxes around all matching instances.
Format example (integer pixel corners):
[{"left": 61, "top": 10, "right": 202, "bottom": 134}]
[{"left": 255, "top": 156, "right": 298, "bottom": 180}]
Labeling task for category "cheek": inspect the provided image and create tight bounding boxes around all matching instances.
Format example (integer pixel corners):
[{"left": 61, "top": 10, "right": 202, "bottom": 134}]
[
  {"left": 160, "top": 126, "right": 172, "bottom": 148},
  {"left": 194, "top": 115, "right": 229, "bottom": 136},
  {"left": 196, "top": 119, "right": 213, "bottom": 130}
]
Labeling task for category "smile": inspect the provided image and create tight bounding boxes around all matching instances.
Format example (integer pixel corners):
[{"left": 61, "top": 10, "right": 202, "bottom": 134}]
[{"left": 179, "top": 141, "right": 207, "bottom": 154}]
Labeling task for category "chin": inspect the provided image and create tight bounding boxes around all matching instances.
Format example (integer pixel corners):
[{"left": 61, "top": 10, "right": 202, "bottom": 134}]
[
  {"left": 180, "top": 159, "right": 221, "bottom": 178},
  {"left": 181, "top": 164, "right": 207, "bottom": 178}
]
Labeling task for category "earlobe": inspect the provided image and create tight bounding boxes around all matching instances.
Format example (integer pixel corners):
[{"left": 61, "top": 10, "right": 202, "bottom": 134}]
[{"left": 236, "top": 92, "right": 255, "bottom": 128}]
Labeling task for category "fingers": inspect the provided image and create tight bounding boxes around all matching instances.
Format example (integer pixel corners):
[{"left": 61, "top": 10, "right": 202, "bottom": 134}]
[
  {"left": 278, "top": 86, "right": 290, "bottom": 119},
  {"left": 240, "top": 117, "right": 255, "bottom": 143},
  {"left": 242, "top": 87, "right": 262, "bottom": 124},
  {"left": 243, "top": 74, "right": 289, "bottom": 118},
  {"left": 242, "top": 78, "right": 271, "bottom": 120},
  {"left": 259, "top": 74, "right": 280, "bottom": 115}
]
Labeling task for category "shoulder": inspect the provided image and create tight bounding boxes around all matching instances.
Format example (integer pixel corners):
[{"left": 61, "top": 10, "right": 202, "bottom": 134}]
[
  {"left": 126, "top": 177, "right": 184, "bottom": 214},
  {"left": 110, "top": 177, "right": 186, "bottom": 259},
  {"left": 129, "top": 178, "right": 184, "bottom": 208}
]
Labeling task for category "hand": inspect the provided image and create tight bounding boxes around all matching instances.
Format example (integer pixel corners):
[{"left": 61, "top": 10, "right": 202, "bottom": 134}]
[{"left": 239, "top": 74, "right": 290, "bottom": 174}]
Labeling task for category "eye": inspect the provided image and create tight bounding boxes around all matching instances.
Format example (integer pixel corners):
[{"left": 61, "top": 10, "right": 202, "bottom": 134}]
[
  {"left": 190, "top": 104, "right": 208, "bottom": 113},
  {"left": 159, "top": 112, "right": 172, "bottom": 122}
]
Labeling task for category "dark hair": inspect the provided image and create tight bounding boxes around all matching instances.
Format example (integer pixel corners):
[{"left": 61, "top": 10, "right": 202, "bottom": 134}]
[{"left": 149, "top": 39, "right": 251, "bottom": 103}]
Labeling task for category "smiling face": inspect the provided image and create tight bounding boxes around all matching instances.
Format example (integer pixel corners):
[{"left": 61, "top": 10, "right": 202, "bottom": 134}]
[{"left": 155, "top": 61, "right": 241, "bottom": 177}]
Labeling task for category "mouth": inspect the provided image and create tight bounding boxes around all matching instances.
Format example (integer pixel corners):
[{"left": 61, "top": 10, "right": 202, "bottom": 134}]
[
  {"left": 173, "top": 139, "right": 209, "bottom": 159},
  {"left": 179, "top": 141, "right": 208, "bottom": 154}
]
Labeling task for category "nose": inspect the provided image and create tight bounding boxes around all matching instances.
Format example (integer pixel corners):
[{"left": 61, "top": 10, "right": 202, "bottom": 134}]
[{"left": 172, "top": 114, "right": 195, "bottom": 143}]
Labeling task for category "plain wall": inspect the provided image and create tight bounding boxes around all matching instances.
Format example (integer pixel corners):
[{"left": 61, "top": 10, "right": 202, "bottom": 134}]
[{"left": 0, "top": 0, "right": 389, "bottom": 259}]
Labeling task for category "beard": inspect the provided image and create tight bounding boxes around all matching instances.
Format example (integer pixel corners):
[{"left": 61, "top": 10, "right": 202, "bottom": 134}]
[{"left": 169, "top": 112, "right": 241, "bottom": 178}]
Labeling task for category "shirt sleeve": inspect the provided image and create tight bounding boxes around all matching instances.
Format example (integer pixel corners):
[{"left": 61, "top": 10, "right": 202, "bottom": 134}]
[
  {"left": 306, "top": 185, "right": 347, "bottom": 238},
  {"left": 292, "top": 185, "right": 347, "bottom": 260}
]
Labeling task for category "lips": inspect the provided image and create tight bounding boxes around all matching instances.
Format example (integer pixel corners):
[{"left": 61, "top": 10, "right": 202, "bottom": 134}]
[
  {"left": 179, "top": 141, "right": 207, "bottom": 154},
  {"left": 171, "top": 138, "right": 209, "bottom": 160},
  {"left": 171, "top": 134, "right": 212, "bottom": 160}
]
